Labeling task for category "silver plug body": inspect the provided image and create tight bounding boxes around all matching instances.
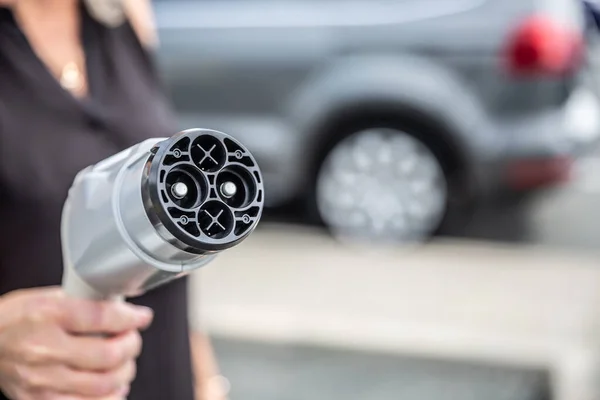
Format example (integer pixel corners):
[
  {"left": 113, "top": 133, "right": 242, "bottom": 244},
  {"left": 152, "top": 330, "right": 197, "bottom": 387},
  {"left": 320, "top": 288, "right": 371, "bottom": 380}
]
[{"left": 61, "top": 129, "right": 264, "bottom": 300}]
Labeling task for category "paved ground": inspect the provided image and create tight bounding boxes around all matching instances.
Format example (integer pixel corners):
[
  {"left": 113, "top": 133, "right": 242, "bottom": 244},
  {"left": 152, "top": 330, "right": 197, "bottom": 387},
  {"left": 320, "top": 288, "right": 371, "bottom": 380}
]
[
  {"left": 190, "top": 225, "right": 600, "bottom": 400},
  {"left": 212, "top": 337, "right": 550, "bottom": 400},
  {"left": 529, "top": 154, "right": 600, "bottom": 249}
]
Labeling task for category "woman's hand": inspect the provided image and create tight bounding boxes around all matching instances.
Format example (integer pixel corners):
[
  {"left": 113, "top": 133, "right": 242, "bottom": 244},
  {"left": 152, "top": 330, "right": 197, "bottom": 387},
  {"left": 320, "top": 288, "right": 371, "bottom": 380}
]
[{"left": 0, "top": 287, "right": 153, "bottom": 399}]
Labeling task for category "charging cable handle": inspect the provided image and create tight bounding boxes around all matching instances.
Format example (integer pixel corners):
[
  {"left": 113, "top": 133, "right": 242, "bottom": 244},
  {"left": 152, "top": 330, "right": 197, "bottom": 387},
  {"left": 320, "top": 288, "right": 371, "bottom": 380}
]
[{"left": 59, "top": 129, "right": 264, "bottom": 398}]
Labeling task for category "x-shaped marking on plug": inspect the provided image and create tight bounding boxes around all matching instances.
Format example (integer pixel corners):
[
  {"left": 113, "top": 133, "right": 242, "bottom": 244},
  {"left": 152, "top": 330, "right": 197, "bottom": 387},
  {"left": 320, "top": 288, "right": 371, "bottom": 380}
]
[
  {"left": 196, "top": 144, "right": 218, "bottom": 166},
  {"left": 202, "top": 209, "right": 226, "bottom": 232}
]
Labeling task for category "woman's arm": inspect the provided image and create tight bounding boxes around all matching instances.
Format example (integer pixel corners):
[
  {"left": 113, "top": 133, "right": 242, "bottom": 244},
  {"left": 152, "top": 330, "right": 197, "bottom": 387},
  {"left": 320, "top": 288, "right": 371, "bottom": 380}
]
[
  {"left": 190, "top": 331, "right": 231, "bottom": 400},
  {"left": 123, "top": 0, "right": 159, "bottom": 48}
]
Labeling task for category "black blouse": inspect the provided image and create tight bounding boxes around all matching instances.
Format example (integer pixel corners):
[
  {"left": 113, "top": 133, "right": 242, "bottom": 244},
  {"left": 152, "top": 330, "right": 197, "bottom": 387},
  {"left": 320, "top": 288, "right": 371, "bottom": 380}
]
[{"left": 0, "top": 3, "right": 195, "bottom": 399}]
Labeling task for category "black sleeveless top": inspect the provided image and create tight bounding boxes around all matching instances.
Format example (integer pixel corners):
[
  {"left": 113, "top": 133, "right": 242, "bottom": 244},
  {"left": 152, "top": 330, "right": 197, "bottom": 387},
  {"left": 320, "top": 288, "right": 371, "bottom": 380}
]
[{"left": 0, "top": 3, "right": 195, "bottom": 400}]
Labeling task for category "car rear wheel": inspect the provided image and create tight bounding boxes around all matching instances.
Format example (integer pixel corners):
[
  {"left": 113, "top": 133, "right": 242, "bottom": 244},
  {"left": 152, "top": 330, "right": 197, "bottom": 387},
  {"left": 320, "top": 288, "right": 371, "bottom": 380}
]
[{"left": 315, "top": 127, "right": 448, "bottom": 245}]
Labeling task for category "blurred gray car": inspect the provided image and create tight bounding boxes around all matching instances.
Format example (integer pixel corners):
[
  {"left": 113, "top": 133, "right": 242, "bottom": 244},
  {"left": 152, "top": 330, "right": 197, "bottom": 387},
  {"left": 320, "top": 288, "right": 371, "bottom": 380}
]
[{"left": 153, "top": 0, "right": 600, "bottom": 242}]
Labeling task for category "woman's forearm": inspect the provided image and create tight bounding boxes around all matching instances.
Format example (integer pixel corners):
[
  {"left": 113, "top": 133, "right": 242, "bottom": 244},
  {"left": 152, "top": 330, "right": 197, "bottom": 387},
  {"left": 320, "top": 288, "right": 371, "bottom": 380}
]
[{"left": 190, "top": 330, "right": 230, "bottom": 400}]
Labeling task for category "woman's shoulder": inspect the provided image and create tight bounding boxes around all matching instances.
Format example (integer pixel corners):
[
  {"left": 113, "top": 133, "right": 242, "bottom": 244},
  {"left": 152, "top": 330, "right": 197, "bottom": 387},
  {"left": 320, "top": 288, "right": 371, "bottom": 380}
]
[{"left": 85, "top": 0, "right": 158, "bottom": 49}]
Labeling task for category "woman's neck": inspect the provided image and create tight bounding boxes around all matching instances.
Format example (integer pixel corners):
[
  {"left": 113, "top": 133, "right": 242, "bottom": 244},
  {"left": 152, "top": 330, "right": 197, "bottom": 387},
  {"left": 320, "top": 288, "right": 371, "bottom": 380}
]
[{"left": 14, "top": 0, "right": 80, "bottom": 24}]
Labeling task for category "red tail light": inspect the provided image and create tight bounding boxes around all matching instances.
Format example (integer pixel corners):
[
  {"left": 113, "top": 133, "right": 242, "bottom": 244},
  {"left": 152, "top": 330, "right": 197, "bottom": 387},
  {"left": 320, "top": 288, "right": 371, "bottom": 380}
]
[{"left": 504, "top": 15, "right": 583, "bottom": 76}]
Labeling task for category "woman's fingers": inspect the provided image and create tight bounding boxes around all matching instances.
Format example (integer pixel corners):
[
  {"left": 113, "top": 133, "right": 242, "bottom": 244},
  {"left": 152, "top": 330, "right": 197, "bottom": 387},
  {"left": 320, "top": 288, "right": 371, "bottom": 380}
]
[
  {"left": 16, "top": 360, "right": 135, "bottom": 398},
  {"left": 56, "top": 298, "right": 153, "bottom": 335},
  {"left": 61, "top": 330, "right": 143, "bottom": 371}
]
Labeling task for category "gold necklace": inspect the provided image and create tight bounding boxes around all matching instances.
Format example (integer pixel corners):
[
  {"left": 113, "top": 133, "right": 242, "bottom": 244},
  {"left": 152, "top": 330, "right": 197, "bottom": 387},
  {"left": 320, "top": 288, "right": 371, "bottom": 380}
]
[{"left": 60, "top": 61, "right": 85, "bottom": 94}]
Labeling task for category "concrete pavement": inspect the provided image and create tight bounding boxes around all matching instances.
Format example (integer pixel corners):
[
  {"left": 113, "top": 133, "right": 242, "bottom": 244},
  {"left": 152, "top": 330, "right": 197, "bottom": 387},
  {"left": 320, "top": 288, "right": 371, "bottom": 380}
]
[
  {"left": 191, "top": 226, "right": 600, "bottom": 363},
  {"left": 189, "top": 225, "right": 600, "bottom": 400},
  {"left": 212, "top": 337, "right": 549, "bottom": 400},
  {"left": 530, "top": 153, "right": 600, "bottom": 249}
]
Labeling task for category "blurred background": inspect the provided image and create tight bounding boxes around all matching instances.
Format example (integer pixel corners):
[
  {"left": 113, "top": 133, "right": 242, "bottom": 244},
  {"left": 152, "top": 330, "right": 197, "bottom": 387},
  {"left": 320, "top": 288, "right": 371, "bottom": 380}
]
[{"left": 154, "top": 0, "right": 600, "bottom": 399}]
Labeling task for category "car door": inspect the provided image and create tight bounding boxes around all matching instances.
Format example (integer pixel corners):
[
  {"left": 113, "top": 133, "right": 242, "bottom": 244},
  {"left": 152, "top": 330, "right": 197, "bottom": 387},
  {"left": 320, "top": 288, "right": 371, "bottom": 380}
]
[{"left": 152, "top": 0, "right": 334, "bottom": 133}]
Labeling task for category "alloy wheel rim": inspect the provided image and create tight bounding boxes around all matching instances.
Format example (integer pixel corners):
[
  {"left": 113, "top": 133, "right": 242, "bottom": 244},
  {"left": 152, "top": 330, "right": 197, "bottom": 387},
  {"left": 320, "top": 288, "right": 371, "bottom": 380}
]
[{"left": 316, "top": 128, "right": 448, "bottom": 244}]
